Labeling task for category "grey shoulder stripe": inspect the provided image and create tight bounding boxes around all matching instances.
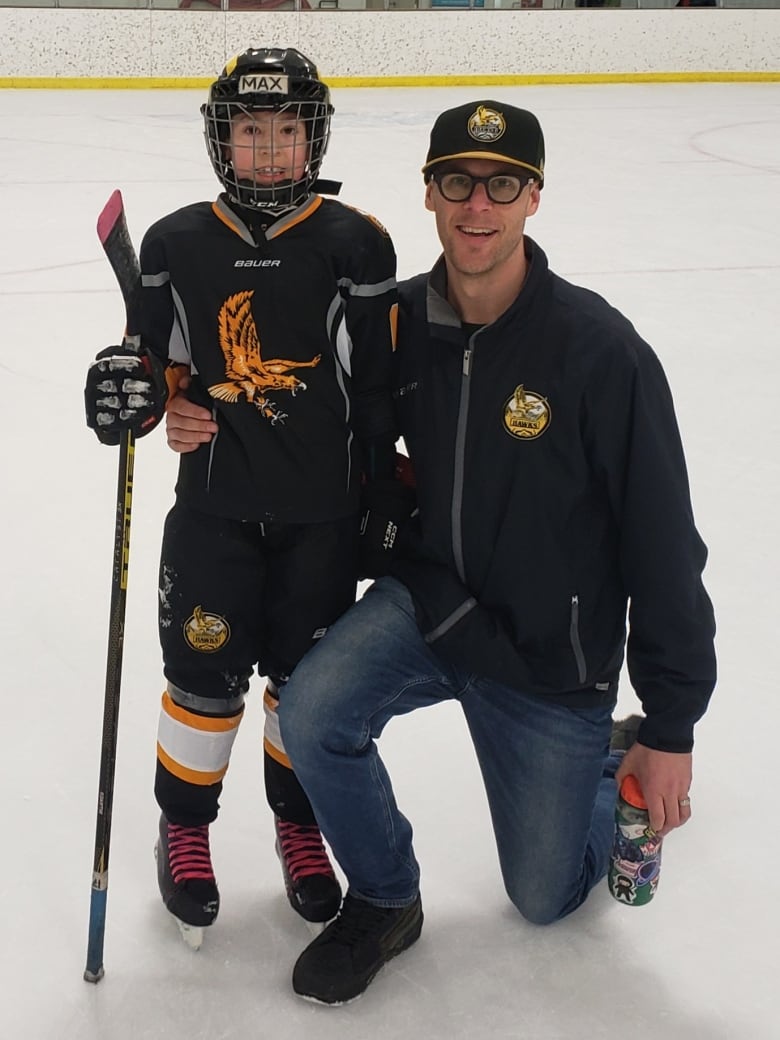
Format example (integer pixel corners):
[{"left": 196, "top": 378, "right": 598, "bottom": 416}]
[
  {"left": 337, "top": 276, "right": 396, "bottom": 298},
  {"left": 142, "top": 271, "right": 170, "bottom": 287}
]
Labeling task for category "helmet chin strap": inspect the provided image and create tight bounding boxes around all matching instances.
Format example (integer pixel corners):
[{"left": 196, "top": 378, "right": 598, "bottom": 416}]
[
  {"left": 228, "top": 189, "right": 300, "bottom": 224},
  {"left": 229, "top": 174, "right": 342, "bottom": 223},
  {"left": 230, "top": 175, "right": 309, "bottom": 216},
  {"left": 234, "top": 198, "right": 298, "bottom": 220}
]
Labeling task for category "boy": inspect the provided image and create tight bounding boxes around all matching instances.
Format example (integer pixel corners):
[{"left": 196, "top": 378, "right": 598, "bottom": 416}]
[{"left": 84, "top": 48, "right": 401, "bottom": 945}]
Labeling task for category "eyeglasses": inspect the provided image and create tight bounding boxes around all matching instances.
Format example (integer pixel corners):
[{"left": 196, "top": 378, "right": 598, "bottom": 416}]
[{"left": 430, "top": 170, "right": 534, "bottom": 205}]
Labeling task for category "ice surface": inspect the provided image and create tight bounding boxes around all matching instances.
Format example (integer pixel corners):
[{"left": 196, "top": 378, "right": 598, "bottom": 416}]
[{"left": 1, "top": 82, "right": 778, "bottom": 1039}]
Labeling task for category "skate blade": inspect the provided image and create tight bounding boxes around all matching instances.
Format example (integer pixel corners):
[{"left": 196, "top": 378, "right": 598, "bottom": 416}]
[{"left": 175, "top": 918, "right": 204, "bottom": 950}]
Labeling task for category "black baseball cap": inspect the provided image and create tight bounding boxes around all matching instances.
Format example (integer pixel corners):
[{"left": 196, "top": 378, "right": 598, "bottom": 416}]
[{"left": 422, "top": 101, "right": 545, "bottom": 187}]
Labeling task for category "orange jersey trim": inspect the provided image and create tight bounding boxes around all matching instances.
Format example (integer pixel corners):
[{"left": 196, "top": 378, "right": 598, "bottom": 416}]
[
  {"left": 210, "top": 195, "right": 323, "bottom": 241},
  {"left": 389, "top": 302, "right": 398, "bottom": 351},
  {"left": 267, "top": 195, "right": 322, "bottom": 239}
]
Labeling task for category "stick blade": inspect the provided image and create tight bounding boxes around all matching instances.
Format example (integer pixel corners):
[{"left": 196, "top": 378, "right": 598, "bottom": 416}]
[
  {"left": 97, "top": 189, "right": 142, "bottom": 340},
  {"left": 96, "top": 189, "right": 125, "bottom": 247}
]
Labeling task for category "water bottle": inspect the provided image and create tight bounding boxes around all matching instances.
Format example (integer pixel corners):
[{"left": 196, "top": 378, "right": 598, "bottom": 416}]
[{"left": 608, "top": 774, "right": 663, "bottom": 906}]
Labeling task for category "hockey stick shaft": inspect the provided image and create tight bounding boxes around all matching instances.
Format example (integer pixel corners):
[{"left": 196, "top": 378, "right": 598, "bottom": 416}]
[{"left": 84, "top": 191, "right": 142, "bottom": 984}]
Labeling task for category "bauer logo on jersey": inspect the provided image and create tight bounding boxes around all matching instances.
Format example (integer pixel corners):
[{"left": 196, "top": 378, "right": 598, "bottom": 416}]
[
  {"left": 468, "top": 106, "right": 507, "bottom": 144},
  {"left": 184, "top": 605, "right": 231, "bottom": 653},
  {"left": 503, "top": 385, "right": 550, "bottom": 440},
  {"left": 209, "top": 290, "right": 321, "bottom": 425},
  {"left": 238, "top": 74, "right": 289, "bottom": 95}
]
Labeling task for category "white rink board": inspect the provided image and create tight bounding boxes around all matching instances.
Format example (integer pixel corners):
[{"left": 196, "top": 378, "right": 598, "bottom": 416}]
[{"left": 0, "top": 9, "right": 779, "bottom": 80}]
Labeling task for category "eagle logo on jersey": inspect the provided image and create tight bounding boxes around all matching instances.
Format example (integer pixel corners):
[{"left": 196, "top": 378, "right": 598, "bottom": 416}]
[
  {"left": 209, "top": 290, "right": 321, "bottom": 424},
  {"left": 503, "top": 384, "right": 550, "bottom": 440},
  {"left": 468, "top": 106, "right": 506, "bottom": 144}
]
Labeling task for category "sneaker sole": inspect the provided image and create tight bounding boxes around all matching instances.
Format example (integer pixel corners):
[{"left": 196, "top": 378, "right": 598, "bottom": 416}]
[{"left": 292, "top": 909, "right": 423, "bottom": 1005}]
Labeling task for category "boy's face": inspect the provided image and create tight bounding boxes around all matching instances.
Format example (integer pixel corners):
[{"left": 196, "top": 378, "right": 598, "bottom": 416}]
[{"left": 228, "top": 109, "right": 308, "bottom": 186}]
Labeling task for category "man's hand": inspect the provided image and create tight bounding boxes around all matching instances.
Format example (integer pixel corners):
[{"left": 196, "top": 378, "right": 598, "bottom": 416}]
[
  {"left": 616, "top": 742, "right": 693, "bottom": 836},
  {"left": 166, "top": 374, "right": 218, "bottom": 453}
]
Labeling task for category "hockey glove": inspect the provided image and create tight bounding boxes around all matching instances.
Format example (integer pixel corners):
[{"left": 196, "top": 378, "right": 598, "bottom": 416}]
[
  {"left": 85, "top": 345, "right": 168, "bottom": 446},
  {"left": 359, "top": 476, "right": 417, "bottom": 579}
]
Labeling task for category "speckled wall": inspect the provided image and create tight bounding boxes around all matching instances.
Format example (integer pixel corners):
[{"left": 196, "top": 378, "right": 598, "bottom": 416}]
[{"left": 0, "top": 10, "right": 778, "bottom": 80}]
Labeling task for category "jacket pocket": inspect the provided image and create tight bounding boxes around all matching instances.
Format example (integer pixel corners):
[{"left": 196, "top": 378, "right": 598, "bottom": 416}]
[{"left": 569, "top": 594, "right": 588, "bottom": 684}]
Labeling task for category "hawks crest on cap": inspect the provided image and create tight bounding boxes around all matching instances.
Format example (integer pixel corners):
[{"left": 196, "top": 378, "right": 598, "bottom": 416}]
[{"left": 467, "top": 106, "right": 506, "bottom": 144}]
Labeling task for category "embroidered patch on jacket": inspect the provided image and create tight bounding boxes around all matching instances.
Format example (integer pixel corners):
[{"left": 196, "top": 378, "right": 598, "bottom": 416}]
[
  {"left": 183, "top": 605, "right": 231, "bottom": 653},
  {"left": 503, "top": 385, "right": 550, "bottom": 440}
]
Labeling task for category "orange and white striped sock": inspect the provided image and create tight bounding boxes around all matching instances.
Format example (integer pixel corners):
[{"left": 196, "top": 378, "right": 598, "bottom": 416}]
[{"left": 156, "top": 688, "right": 244, "bottom": 786}]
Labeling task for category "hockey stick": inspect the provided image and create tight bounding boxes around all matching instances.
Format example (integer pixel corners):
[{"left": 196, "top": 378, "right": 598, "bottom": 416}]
[{"left": 84, "top": 190, "right": 142, "bottom": 984}]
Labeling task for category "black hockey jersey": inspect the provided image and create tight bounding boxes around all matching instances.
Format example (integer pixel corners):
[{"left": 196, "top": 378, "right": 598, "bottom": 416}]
[{"left": 139, "top": 194, "right": 398, "bottom": 523}]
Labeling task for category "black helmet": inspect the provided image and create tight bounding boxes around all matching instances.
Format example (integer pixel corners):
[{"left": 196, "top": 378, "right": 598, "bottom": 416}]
[{"left": 203, "top": 48, "right": 333, "bottom": 212}]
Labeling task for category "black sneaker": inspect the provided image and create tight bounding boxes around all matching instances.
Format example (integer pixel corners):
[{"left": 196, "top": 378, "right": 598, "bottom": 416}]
[
  {"left": 155, "top": 814, "right": 219, "bottom": 928},
  {"left": 275, "top": 817, "right": 342, "bottom": 924},
  {"left": 610, "top": 714, "right": 644, "bottom": 754},
  {"left": 292, "top": 893, "right": 423, "bottom": 1005}
]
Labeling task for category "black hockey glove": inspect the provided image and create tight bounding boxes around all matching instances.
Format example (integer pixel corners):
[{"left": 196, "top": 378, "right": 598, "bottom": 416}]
[
  {"left": 359, "top": 476, "right": 417, "bottom": 580},
  {"left": 85, "top": 345, "right": 168, "bottom": 446}
]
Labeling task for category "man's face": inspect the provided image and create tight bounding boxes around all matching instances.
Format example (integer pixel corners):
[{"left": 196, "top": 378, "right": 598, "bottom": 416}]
[
  {"left": 228, "top": 109, "right": 308, "bottom": 185},
  {"left": 424, "top": 159, "right": 540, "bottom": 279}
]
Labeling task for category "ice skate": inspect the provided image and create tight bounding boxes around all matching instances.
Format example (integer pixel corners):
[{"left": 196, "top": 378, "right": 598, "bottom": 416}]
[
  {"left": 275, "top": 817, "right": 342, "bottom": 929},
  {"left": 155, "top": 814, "right": 219, "bottom": 949}
]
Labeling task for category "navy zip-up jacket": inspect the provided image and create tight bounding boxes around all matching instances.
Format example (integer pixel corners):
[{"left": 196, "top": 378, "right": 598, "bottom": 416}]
[{"left": 392, "top": 238, "right": 716, "bottom": 753}]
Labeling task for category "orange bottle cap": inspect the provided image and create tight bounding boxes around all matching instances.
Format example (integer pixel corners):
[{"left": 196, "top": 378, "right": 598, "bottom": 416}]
[{"left": 620, "top": 774, "right": 647, "bottom": 809}]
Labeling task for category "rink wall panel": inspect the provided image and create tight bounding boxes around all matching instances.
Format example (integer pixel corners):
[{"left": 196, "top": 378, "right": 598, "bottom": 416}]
[{"left": 0, "top": 9, "right": 779, "bottom": 83}]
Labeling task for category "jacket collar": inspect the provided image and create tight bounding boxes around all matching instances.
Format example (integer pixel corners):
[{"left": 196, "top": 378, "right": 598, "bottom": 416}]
[
  {"left": 211, "top": 193, "right": 323, "bottom": 246},
  {"left": 425, "top": 236, "right": 547, "bottom": 333}
]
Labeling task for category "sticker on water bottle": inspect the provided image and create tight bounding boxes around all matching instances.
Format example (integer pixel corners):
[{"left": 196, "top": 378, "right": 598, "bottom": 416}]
[{"left": 609, "top": 822, "right": 663, "bottom": 905}]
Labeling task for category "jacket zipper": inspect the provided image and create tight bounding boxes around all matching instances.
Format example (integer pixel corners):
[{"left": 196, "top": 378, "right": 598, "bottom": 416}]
[
  {"left": 569, "top": 594, "right": 588, "bottom": 684},
  {"left": 451, "top": 346, "right": 473, "bottom": 582}
]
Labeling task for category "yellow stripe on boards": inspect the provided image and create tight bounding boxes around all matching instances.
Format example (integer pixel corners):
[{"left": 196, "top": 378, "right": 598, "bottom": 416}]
[{"left": 2, "top": 72, "right": 779, "bottom": 90}]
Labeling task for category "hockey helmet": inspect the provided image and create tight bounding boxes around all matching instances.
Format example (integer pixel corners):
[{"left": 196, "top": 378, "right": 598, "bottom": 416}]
[{"left": 203, "top": 48, "right": 333, "bottom": 212}]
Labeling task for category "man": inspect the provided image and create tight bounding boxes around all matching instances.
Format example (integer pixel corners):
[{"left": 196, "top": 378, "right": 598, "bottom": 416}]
[{"left": 166, "top": 100, "right": 716, "bottom": 1004}]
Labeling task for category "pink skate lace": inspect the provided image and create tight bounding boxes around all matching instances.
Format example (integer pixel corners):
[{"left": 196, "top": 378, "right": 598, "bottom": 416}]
[
  {"left": 276, "top": 820, "right": 336, "bottom": 881},
  {"left": 166, "top": 823, "right": 215, "bottom": 884}
]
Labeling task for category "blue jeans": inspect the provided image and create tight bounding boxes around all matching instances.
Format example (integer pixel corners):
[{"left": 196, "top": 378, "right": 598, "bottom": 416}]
[{"left": 279, "top": 577, "right": 620, "bottom": 924}]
